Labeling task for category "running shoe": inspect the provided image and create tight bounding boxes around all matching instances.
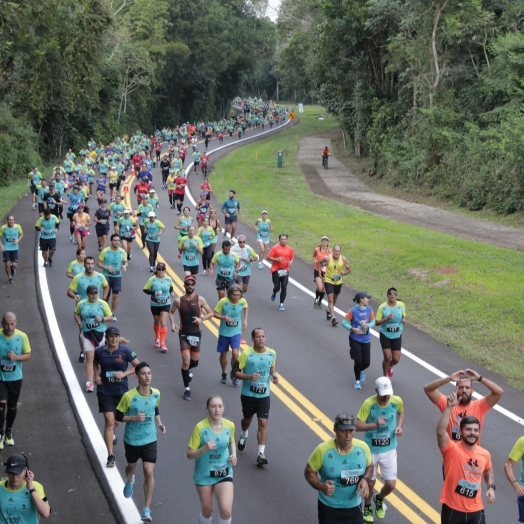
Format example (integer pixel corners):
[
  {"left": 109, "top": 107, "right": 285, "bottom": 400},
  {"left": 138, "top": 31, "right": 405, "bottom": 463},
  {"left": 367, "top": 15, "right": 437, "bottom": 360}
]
[
  {"left": 331, "top": 318, "right": 339, "bottom": 327},
  {"left": 43, "top": 261, "right": 48, "bottom": 267},
  {"left": 127, "top": 253, "right": 132, "bottom": 260},
  {"left": 363, "top": 505, "right": 374, "bottom": 523},
  {"left": 270, "top": 293, "right": 276, "bottom": 302},
  {"left": 48, "top": 258, "right": 53, "bottom": 267},
  {"left": 160, "top": 344, "right": 168, "bottom": 353},
  {"left": 353, "top": 380, "right": 362, "bottom": 390},
  {"left": 183, "top": 389, "right": 191, "bottom": 401},
  {"left": 238, "top": 436, "right": 248, "bottom": 451},
  {"left": 141, "top": 507, "right": 152, "bottom": 522},
  {"left": 202, "top": 269, "right": 207, "bottom": 276},
  {"left": 388, "top": 367, "right": 394, "bottom": 377},
  {"left": 86, "top": 381, "right": 94, "bottom": 393},
  {"left": 326, "top": 309, "right": 332, "bottom": 321},
  {"left": 232, "top": 378, "right": 240, "bottom": 386},
  {"left": 154, "top": 339, "right": 161, "bottom": 348},
  {"left": 7, "top": 278, "right": 13, "bottom": 285},
  {"left": 112, "top": 314, "right": 117, "bottom": 322},
  {"left": 149, "top": 266, "right": 154, "bottom": 272},
  {"left": 4, "top": 431, "right": 14, "bottom": 446},
  {"left": 374, "top": 495, "right": 387, "bottom": 519},
  {"left": 123, "top": 475, "right": 135, "bottom": 498},
  {"left": 313, "top": 299, "right": 319, "bottom": 308},
  {"left": 278, "top": 304, "right": 285, "bottom": 311},
  {"left": 360, "top": 371, "right": 366, "bottom": 383},
  {"left": 177, "top": 211, "right": 181, "bottom": 215},
  {"left": 258, "top": 262, "right": 264, "bottom": 269},
  {"left": 98, "top": 245, "right": 102, "bottom": 252},
  {"left": 106, "top": 454, "right": 116, "bottom": 468},
  {"left": 11, "top": 268, "right": 16, "bottom": 277},
  {"left": 220, "top": 374, "right": 227, "bottom": 384},
  {"left": 78, "top": 352, "right": 86, "bottom": 363},
  {"left": 256, "top": 452, "right": 268, "bottom": 467}
]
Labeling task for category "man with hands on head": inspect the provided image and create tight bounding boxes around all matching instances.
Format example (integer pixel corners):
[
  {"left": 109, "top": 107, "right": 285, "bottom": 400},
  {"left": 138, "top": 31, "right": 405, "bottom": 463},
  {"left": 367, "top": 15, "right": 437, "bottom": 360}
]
[
  {"left": 424, "top": 369, "right": 503, "bottom": 444},
  {"left": 437, "top": 392, "right": 495, "bottom": 524},
  {"left": 305, "top": 413, "right": 372, "bottom": 524}
]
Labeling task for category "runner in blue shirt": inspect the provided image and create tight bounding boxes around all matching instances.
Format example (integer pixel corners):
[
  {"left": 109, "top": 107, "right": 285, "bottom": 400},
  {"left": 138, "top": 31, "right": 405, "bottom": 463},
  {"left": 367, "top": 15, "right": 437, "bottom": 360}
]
[{"left": 221, "top": 190, "right": 241, "bottom": 241}]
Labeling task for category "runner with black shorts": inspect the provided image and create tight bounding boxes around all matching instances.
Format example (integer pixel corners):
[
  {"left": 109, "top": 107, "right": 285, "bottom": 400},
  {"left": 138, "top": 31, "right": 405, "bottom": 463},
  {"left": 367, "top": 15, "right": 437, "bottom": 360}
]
[
  {"left": 234, "top": 328, "right": 278, "bottom": 467},
  {"left": 116, "top": 362, "right": 166, "bottom": 523},
  {"left": 169, "top": 275, "right": 214, "bottom": 401},
  {"left": 93, "top": 325, "right": 139, "bottom": 468},
  {"left": 0, "top": 312, "right": 31, "bottom": 448},
  {"left": 375, "top": 287, "right": 406, "bottom": 378},
  {"left": 210, "top": 240, "right": 240, "bottom": 300},
  {"left": 35, "top": 209, "right": 59, "bottom": 268}
]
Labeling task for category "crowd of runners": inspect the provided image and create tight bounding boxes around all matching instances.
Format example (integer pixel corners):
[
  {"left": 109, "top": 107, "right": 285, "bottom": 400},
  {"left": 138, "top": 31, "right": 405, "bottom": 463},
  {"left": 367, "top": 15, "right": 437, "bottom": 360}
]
[{"left": 0, "top": 96, "right": 523, "bottom": 524}]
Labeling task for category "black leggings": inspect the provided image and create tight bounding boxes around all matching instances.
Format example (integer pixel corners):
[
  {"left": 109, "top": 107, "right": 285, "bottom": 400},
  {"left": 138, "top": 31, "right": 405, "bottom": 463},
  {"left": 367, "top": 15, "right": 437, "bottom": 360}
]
[
  {"left": 441, "top": 504, "right": 485, "bottom": 524},
  {"left": 349, "top": 339, "right": 371, "bottom": 381},
  {"left": 202, "top": 245, "right": 213, "bottom": 270},
  {"left": 271, "top": 272, "right": 289, "bottom": 304},
  {"left": 146, "top": 240, "right": 160, "bottom": 267}
]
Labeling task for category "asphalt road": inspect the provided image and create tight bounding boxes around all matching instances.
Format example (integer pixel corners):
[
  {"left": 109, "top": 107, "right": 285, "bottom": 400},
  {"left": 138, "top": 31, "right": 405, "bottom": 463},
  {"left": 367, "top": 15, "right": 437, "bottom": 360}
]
[{"left": 9, "top": 117, "right": 524, "bottom": 524}]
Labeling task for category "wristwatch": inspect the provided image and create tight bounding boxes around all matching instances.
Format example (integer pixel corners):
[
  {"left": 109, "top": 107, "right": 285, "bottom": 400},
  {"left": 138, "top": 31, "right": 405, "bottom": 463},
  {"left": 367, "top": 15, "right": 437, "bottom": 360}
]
[
  {"left": 29, "top": 488, "right": 36, "bottom": 494},
  {"left": 487, "top": 484, "right": 496, "bottom": 490}
]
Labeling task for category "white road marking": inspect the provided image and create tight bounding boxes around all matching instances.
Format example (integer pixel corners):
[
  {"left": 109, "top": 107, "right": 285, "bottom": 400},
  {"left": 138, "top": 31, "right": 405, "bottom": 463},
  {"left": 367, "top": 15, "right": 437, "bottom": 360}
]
[{"left": 37, "top": 262, "right": 141, "bottom": 522}]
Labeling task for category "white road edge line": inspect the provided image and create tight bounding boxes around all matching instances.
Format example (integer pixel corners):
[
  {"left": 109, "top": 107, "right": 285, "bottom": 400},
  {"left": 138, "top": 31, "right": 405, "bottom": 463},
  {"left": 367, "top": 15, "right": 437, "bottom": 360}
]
[
  {"left": 37, "top": 261, "right": 141, "bottom": 522},
  {"left": 185, "top": 117, "right": 524, "bottom": 427}
]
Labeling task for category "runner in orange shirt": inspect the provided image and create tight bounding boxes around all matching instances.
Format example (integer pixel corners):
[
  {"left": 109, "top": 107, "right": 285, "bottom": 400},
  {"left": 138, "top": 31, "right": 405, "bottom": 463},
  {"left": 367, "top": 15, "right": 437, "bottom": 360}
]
[
  {"left": 437, "top": 392, "right": 495, "bottom": 523},
  {"left": 424, "top": 369, "right": 503, "bottom": 445},
  {"left": 266, "top": 234, "right": 294, "bottom": 311}
]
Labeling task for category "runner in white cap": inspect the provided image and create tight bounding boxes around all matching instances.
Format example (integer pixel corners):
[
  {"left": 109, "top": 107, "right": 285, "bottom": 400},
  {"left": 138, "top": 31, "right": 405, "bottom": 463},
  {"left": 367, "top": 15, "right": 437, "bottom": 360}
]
[{"left": 356, "top": 377, "right": 404, "bottom": 522}]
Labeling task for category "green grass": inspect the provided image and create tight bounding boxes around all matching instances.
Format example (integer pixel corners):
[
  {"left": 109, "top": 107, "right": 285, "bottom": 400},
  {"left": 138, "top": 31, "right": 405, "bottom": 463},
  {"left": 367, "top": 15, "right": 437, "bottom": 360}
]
[
  {"left": 211, "top": 105, "right": 524, "bottom": 389},
  {"left": 0, "top": 178, "right": 32, "bottom": 220}
]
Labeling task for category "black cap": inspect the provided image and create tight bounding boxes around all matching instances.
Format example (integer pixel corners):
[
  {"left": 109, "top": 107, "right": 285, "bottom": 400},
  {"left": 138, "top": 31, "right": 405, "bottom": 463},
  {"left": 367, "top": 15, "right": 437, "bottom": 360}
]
[
  {"left": 4, "top": 454, "right": 27, "bottom": 474},
  {"left": 354, "top": 291, "right": 372, "bottom": 302},
  {"left": 334, "top": 413, "right": 356, "bottom": 430},
  {"left": 86, "top": 285, "right": 98, "bottom": 294},
  {"left": 106, "top": 326, "right": 120, "bottom": 337}
]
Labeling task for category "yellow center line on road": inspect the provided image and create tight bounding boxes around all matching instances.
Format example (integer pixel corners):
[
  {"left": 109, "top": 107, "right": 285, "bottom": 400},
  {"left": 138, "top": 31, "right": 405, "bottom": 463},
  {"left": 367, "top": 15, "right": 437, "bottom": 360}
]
[{"left": 124, "top": 184, "right": 439, "bottom": 524}]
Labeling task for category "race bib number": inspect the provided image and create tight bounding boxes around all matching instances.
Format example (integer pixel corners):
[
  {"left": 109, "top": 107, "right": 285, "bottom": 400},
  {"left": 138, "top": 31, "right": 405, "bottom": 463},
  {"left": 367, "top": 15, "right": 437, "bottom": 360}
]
[
  {"left": 371, "top": 436, "right": 391, "bottom": 447},
  {"left": 250, "top": 385, "right": 267, "bottom": 394},
  {"left": 0, "top": 361, "right": 16, "bottom": 372},
  {"left": 77, "top": 226, "right": 85, "bottom": 232},
  {"left": 387, "top": 325, "right": 400, "bottom": 333},
  {"left": 154, "top": 297, "right": 168, "bottom": 304},
  {"left": 226, "top": 319, "right": 238, "bottom": 327},
  {"left": 199, "top": 207, "right": 208, "bottom": 213},
  {"left": 209, "top": 466, "right": 229, "bottom": 478},
  {"left": 149, "top": 234, "right": 157, "bottom": 240},
  {"left": 6, "top": 238, "right": 15, "bottom": 243},
  {"left": 221, "top": 269, "right": 231, "bottom": 276},
  {"left": 187, "top": 335, "right": 200, "bottom": 347},
  {"left": 260, "top": 231, "right": 268, "bottom": 237},
  {"left": 277, "top": 269, "right": 288, "bottom": 277},
  {"left": 43, "top": 229, "right": 54, "bottom": 236},
  {"left": 86, "top": 320, "right": 100, "bottom": 329},
  {"left": 110, "top": 269, "right": 119, "bottom": 275},
  {"left": 186, "top": 254, "right": 195, "bottom": 260},
  {"left": 105, "top": 371, "right": 122, "bottom": 383},
  {"left": 451, "top": 426, "right": 461, "bottom": 441},
  {"left": 99, "top": 219, "right": 107, "bottom": 224},
  {"left": 331, "top": 275, "right": 341, "bottom": 282},
  {"left": 227, "top": 207, "right": 236, "bottom": 214},
  {"left": 340, "top": 469, "right": 361, "bottom": 486},
  {"left": 454, "top": 480, "right": 479, "bottom": 498}
]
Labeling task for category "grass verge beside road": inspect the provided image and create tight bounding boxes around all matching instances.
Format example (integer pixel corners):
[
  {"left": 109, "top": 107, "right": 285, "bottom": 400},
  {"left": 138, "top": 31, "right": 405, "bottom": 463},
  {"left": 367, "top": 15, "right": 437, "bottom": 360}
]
[
  {"left": 0, "top": 178, "right": 31, "bottom": 220},
  {"left": 210, "top": 106, "right": 524, "bottom": 389}
]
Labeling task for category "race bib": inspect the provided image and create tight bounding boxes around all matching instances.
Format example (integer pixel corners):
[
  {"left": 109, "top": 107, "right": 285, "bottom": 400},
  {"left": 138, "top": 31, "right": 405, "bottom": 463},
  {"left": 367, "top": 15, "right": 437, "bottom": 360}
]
[
  {"left": 221, "top": 269, "right": 231, "bottom": 276},
  {"left": 250, "top": 384, "right": 267, "bottom": 394},
  {"left": 0, "top": 359, "right": 16, "bottom": 373},
  {"left": 154, "top": 297, "right": 168, "bottom": 304},
  {"left": 387, "top": 325, "right": 400, "bottom": 333},
  {"left": 454, "top": 480, "right": 479, "bottom": 498},
  {"left": 77, "top": 226, "right": 85, "bottom": 232},
  {"left": 226, "top": 319, "right": 238, "bottom": 327},
  {"left": 260, "top": 231, "right": 268, "bottom": 237},
  {"left": 99, "top": 219, "right": 107, "bottom": 224},
  {"left": 186, "top": 254, "right": 195, "bottom": 260},
  {"left": 331, "top": 275, "right": 341, "bottom": 282},
  {"left": 110, "top": 269, "right": 119, "bottom": 275},
  {"left": 227, "top": 207, "right": 236, "bottom": 214},
  {"left": 451, "top": 426, "right": 461, "bottom": 441},
  {"left": 187, "top": 335, "right": 200, "bottom": 347},
  {"left": 277, "top": 269, "right": 288, "bottom": 277},
  {"left": 105, "top": 371, "right": 122, "bottom": 383},
  {"left": 149, "top": 234, "right": 157, "bottom": 240},
  {"left": 340, "top": 469, "right": 361, "bottom": 486},
  {"left": 86, "top": 319, "right": 100, "bottom": 329},
  {"left": 6, "top": 238, "right": 15, "bottom": 243},
  {"left": 238, "top": 265, "right": 247, "bottom": 273},
  {"left": 43, "top": 229, "right": 54, "bottom": 236},
  {"left": 371, "top": 433, "right": 391, "bottom": 447},
  {"left": 209, "top": 465, "right": 229, "bottom": 478}
]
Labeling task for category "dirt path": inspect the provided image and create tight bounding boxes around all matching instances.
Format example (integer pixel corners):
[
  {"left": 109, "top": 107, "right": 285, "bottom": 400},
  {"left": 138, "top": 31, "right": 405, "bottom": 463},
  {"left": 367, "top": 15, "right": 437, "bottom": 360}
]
[{"left": 298, "top": 132, "right": 524, "bottom": 251}]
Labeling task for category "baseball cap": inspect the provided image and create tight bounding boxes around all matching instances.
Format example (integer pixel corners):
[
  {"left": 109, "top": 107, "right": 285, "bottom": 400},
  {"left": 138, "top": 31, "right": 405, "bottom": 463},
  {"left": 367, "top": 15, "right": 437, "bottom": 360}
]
[
  {"left": 149, "top": 188, "right": 156, "bottom": 193},
  {"left": 354, "top": 291, "right": 372, "bottom": 301},
  {"left": 106, "top": 326, "right": 120, "bottom": 337},
  {"left": 124, "top": 208, "right": 131, "bottom": 213},
  {"left": 184, "top": 275, "right": 196, "bottom": 284},
  {"left": 261, "top": 210, "right": 268, "bottom": 215},
  {"left": 49, "top": 182, "right": 55, "bottom": 188},
  {"left": 375, "top": 377, "right": 393, "bottom": 396},
  {"left": 100, "top": 199, "right": 107, "bottom": 203},
  {"left": 321, "top": 235, "right": 329, "bottom": 241},
  {"left": 4, "top": 454, "right": 27, "bottom": 475},
  {"left": 86, "top": 285, "right": 98, "bottom": 294},
  {"left": 148, "top": 211, "right": 156, "bottom": 217},
  {"left": 334, "top": 413, "right": 356, "bottom": 430},
  {"left": 78, "top": 204, "right": 85, "bottom": 209}
]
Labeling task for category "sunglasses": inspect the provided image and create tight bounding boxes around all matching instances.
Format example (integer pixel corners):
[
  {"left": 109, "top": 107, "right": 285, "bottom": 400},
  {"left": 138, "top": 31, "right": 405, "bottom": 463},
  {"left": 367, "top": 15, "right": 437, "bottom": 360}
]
[
  {"left": 388, "top": 292, "right": 397, "bottom": 296},
  {"left": 156, "top": 267, "right": 166, "bottom": 271}
]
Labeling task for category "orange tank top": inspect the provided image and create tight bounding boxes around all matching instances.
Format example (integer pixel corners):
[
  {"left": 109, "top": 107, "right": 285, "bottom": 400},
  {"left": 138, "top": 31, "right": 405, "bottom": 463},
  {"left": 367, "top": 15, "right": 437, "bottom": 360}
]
[{"left": 314, "top": 246, "right": 332, "bottom": 272}]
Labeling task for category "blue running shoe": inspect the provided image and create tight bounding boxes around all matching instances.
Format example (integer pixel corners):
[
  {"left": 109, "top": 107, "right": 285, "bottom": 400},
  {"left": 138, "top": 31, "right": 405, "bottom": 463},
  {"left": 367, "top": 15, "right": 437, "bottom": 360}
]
[
  {"left": 270, "top": 293, "right": 276, "bottom": 302},
  {"left": 232, "top": 378, "right": 240, "bottom": 386},
  {"left": 360, "top": 371, "right": 365, "bottom": 383},
  {"left": 123, "top": 474, "right": 135, "bottom": 498},
  {"left": 278, "top": 304, "right": 285, "bottom": 311},
  {"left": 354, "top": 380, "right": 362, "bottom": 390},
  {"left": 141, "top": 507, "right": 152, "bottom": 522}
]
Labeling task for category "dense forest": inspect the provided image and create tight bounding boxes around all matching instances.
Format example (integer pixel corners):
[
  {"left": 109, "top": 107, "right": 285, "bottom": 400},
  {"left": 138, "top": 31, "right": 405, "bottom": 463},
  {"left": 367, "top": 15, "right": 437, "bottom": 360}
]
[
  {"left": 274, "top": 0, "right": 524, "bottom": 214},
  {"left": 0, "top": 0, "right": 276, "bottom": 178},
  {"left": 2, "top": 1, "right": 524, "bottom": 214}
]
